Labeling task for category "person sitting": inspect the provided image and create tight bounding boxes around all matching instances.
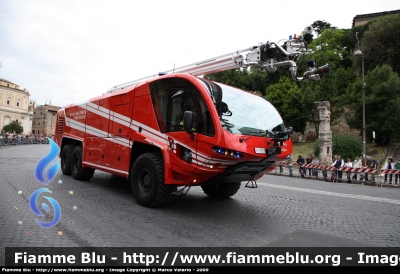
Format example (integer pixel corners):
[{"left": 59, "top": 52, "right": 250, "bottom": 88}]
[
  {"left": 352, "top": 156, "right": 362, "bottom": 181},
  {"left": 311, "top": 154, "right": 319, "bottom": 178},
  {"left": 321, "top": 156, "right": 329, "bottom": 181},
  {"left": 337, "top": 155, "right": 344, "bottom": 181},
  {"left": 360, "top": 161, "right": 368, "bottom": 183},
  {"left": 395, "top": 159, "right": 400, "bottom": 187},
  {"left": 287, "top": 155, "right": 293, "bottom": 177},
  {"left": 366, "top": 156, "right": 378, "bottom": 182},
  {"left": 384, "top": 158, "right": 394, "bottom": 184},
  {"left": 344, "top": 158, "right": 353, "bottom": 183},
  {"left": 306, "top": 154, "right": 312, "bottom": 176},
  {"left": 296, "top": 155, "right": 305, "bottom": 178}
]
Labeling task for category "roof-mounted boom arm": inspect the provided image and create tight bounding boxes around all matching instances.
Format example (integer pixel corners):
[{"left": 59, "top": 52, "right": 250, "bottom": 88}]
[{"left": 106, "top": 25, "right": 329, "bottom": 93}]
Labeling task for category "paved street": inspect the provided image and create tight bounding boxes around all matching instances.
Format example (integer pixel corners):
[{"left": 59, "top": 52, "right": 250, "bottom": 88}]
[{"left": 1, "top": 144, "right": 400, "bottom": 265}]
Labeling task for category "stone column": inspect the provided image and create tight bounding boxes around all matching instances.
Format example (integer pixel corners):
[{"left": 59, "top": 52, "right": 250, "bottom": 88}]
[{"left": 315, "top": 101, "right": 332, "bottom": 164}]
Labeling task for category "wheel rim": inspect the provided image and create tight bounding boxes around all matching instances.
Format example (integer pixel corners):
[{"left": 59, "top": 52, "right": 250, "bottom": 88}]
[{"left": 138, "top": 169, "right": 152, "bottom": 193}]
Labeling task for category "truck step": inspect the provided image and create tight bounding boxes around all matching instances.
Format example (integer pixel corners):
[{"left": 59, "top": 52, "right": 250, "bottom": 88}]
[{"left": 171, "top": 186, "right": 191, "bottom": 196}]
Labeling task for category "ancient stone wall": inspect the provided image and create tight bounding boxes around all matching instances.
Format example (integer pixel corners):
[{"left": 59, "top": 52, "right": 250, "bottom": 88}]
[{"left": 292, "top": 109, "right": 362, "bottom": 143}]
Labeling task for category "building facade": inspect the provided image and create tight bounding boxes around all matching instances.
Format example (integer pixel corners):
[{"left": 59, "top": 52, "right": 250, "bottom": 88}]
[
  {"left": 353, "top": 9, "right": 400, "bottom": 27},
  {"left": 32, "top": 104, "right": 61, "bottom": 135},
  {"left": 0, "top": 78, "right": 36, "bottom": 134}
]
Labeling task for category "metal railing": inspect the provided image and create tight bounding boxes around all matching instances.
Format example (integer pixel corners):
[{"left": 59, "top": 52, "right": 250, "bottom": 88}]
[{"left": 0, "top": 137, "right": 49, "bottom": 146}]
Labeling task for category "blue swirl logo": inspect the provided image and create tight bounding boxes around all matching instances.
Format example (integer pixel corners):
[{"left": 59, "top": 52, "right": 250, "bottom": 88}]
[
  {"left": 35, "top": 139, "right": 60, "bottom": 185},
  {"left": 29, "top": 139, "right": 62, "bottom": 229},
  {"left": 29, "top": 188, "right": 61, "bottom": 228}
]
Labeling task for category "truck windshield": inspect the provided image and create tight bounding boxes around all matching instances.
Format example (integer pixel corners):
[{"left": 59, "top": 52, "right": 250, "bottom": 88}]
[{"left": 198, "top": 79, "right": 286, "bottom": 137}]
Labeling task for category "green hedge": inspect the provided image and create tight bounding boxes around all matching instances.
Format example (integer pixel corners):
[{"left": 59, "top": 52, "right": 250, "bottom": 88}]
[{"left": 314, "top": 133, "right": 363, "bottom": 160}]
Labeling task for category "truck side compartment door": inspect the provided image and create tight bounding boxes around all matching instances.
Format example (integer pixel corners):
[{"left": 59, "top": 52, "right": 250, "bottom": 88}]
[
  {"left": 84, "top": 99, "right": 110, "bottom": 167},
  {"left": 106, "top": 94, "right": 132, "bottom": 174}
]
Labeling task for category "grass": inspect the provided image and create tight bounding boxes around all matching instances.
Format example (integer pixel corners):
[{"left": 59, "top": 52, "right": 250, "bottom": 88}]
[
  {"left": 291, "top": 142, "right": 315, "bottom": 158},
  {"left": 291, "top": 141, "right": 386, "bottom": 160}
]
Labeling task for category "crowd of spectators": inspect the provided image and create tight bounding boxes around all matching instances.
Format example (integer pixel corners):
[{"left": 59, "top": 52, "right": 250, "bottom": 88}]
[
  {"left": 0, "top": 132, "right": 51, "bottom": 146},
  {"left": 285, "top": 153, "right": 399, "bottom": 187}
]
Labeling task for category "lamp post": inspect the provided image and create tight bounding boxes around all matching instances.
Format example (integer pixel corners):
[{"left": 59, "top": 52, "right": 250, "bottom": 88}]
[
  {"left": 43, "top": 106, "right": 47, "bottom": 135},
  {"left": 354, "top": 32, "right": 366, "bottom": 159},
  {"left": 42, "top": 111, "right": 45, "bottom": 135},
  {"left": 43, "top": 98, "right": 51, "bottom": 135}
]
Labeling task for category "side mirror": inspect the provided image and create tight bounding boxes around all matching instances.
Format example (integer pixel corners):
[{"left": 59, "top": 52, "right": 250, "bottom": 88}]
[{"left": 183, "top": 111, "right": 194, "bottom": 139}]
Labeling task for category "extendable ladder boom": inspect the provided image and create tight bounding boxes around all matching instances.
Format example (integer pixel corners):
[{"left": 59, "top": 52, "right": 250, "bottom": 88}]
[{"left": 106, "top": 25, "right": 329, "bottom": 94}]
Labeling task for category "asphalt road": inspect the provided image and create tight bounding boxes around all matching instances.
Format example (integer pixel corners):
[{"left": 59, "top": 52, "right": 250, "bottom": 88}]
[{"left": 1, "top": 143, "right": 400, "bottom": 266}]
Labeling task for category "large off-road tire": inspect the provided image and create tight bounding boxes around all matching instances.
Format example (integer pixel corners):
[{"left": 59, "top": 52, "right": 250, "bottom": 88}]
[
  {"left": 131, "top": 152, "right": 175, "bottom": 207},
  {"left": 201, "top": 181, "right": 241, "bottom": 198},
  {"left": 61, "top": 144, "right": 74, "bottom": 175},
  {"left": 71, "top": 146, "right": 95, "bottom": 181}
]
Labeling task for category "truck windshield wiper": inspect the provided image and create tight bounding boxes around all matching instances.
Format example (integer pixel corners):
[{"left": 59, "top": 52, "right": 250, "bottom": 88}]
[{"left": 239, "top": 130, "right": 265, "bottom": 143}]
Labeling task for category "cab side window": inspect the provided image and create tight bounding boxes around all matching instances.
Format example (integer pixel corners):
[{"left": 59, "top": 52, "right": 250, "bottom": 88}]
[
  {"left": 153, "top": 88, "right": 197, "bottom": 132},
  {"left": 152, "top": 87, "right": 214, "bottom": 136},
  {"left": 193, "top": 93, "right": 215, "bottom": 136}
]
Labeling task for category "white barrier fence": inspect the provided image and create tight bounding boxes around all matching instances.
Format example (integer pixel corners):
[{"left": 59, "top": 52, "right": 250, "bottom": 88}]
[{"left": 268, "top": 161, "right": 399, "bottom": 187}]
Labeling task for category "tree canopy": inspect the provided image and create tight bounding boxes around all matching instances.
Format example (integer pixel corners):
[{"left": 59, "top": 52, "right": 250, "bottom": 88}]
[
  {"left": 306, "top": 28, "right": 347, "bottom": 70},
  {"left": 204, "top": 18, "right": 400, "bottom": 145},
  {"left": 362, "top": 13, "right": 400, "bottom": 74},
  {"left": 312, "top": 20, "right": 337, "bottom": 36},
  {"left": 264, "top": 77, "right": 306, "bottom": 134},
  {"left": 204, "top": 67, "right": 281, "bottom": 96},
  {"left": 346, "top": 64, "right": 400, "bottom": 144},
  {"left": 2, "top": 120, "right": 23, "bottom": 134}
]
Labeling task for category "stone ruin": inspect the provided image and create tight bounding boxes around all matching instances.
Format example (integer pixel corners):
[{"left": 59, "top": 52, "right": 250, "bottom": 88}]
[{"left": 315, "top": 101, "right": 332, "bottom": 164}]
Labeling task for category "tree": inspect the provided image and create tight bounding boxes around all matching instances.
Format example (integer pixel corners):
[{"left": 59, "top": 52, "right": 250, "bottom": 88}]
[
  {"left": 294, "top": 28, "right": 356, "bottom": 136},
  {"left": 205, "top": 67, "right": 281, "bottom": 96},
  {"left": 296, "top": 80, "right": 322, "bottom": 135},
  {"left": 264, "top": 77, "right": 307, "bottom": 134},
  {"left": 204, "top": 68, "right": 251, "bottom": 91},
  {"left": 2, "top": 120, "right": 23, "bottom": 134},
  {"left": 362, "top": 13, "right": 400, "bottom": 74},
  {"left": 312, "top": 20, "right": 337, "bottom": 36},
  {"left": 346, "top": 64, "right": 400, "bottom": 144},
  {"left": 306, "top": 28, "right": 347, "bottom": 70},
  {"left": 341, "top": 22, "right": 372, "bottom": 60},
  {"left": 294, "top": 66, "right": 357, "bottom": 137}
]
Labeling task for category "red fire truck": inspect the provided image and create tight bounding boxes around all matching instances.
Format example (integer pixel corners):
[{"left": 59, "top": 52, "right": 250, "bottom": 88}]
[{"left": 54, "top": 25, "right": 329, "bottom": 207}]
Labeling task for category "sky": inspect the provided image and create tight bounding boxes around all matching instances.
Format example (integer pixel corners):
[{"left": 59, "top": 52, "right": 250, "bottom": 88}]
[{"left": 0, "top": 0, "right": 399, "bottom": 107}]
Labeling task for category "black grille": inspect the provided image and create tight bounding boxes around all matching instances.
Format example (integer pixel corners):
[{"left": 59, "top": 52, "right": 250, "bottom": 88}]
[{"left": 57, "top": 117, "right": 64, "bottom": 134}]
